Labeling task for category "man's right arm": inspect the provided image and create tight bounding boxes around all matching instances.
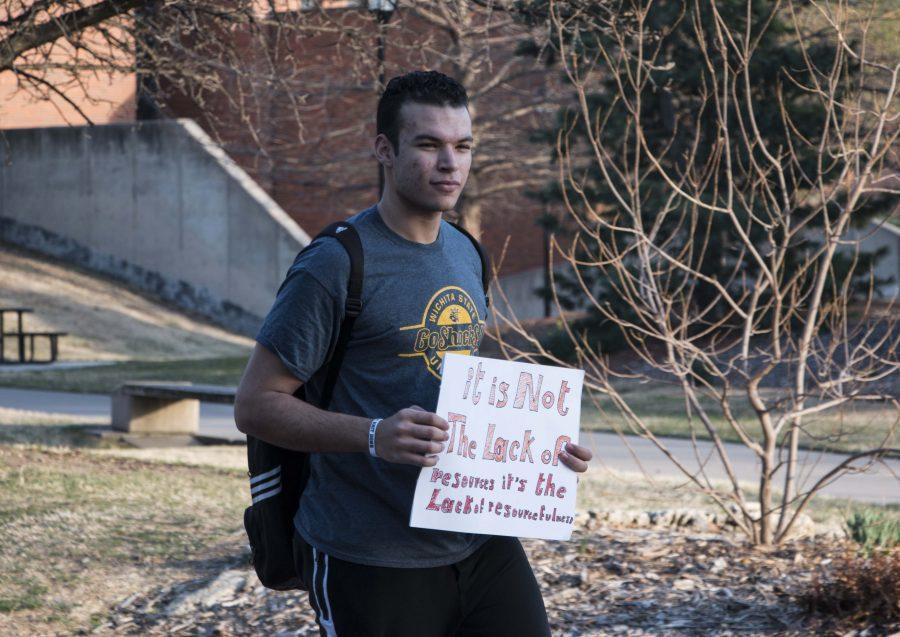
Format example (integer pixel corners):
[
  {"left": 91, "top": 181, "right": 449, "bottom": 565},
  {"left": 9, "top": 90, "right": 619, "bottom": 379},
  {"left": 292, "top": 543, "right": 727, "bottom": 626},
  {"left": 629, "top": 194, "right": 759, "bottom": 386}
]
[{"left": 234, "top": 343, "right": 449, "bottom": 467}]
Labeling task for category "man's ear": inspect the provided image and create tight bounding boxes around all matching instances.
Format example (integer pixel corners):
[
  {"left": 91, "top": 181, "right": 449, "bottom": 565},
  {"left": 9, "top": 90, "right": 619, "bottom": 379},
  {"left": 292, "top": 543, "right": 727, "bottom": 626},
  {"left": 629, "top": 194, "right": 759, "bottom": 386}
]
[{"left": 374, "top": 133, "right": 395, "bottom": 168}]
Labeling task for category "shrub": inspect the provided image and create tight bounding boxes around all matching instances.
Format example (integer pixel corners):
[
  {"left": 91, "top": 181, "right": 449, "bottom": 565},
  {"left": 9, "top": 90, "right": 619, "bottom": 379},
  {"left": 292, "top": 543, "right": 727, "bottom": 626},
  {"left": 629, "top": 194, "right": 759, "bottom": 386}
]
[
  {"left": 846, "top": 511, "right": 900, "bottom": 555},
  {"left": 801, "top": 551, "right": 899, "bottom": 625}
]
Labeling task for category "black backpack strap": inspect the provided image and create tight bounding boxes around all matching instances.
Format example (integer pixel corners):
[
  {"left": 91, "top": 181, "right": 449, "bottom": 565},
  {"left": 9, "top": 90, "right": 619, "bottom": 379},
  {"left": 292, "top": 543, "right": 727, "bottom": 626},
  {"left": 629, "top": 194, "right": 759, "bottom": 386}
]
[
  {"left": 448, "top": 221, "right": 492, "bottom": 308},
  {"left": 291, "top": 220, "right": 363, "bottom": 409}
]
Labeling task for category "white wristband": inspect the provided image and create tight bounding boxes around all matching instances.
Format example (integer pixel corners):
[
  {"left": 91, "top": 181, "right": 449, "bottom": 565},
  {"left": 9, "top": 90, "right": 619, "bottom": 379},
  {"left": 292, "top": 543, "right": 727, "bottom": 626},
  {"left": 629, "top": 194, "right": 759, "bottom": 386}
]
[{"left": 368, "top": 418, "right": 382, "bottom": 458}]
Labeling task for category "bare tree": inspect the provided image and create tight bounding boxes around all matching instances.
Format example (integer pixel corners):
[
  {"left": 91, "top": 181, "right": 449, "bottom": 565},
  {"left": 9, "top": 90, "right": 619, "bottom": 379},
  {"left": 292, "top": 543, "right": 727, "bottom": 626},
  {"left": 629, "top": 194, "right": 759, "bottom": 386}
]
[
  {"left": 492, "top": 0, "right": 899, "bottom": 545},
  {"left": 0, "top": 1, "right": 276, "bottom": 125},
  {"left": 183, "top": 0, "right": 570, "bottom": 241}
]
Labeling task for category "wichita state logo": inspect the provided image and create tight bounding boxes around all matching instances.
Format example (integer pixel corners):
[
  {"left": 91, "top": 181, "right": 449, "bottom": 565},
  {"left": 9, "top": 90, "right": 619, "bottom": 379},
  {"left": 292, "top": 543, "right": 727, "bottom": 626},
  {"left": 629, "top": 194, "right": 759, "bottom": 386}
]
[{"left": 400, "top": 286, "right": 484, "bottom": 379}]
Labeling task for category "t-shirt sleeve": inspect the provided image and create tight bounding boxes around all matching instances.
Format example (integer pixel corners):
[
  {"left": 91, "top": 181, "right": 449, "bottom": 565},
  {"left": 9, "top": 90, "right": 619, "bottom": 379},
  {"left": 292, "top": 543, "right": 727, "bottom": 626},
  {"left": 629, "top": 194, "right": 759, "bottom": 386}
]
[{"left": 255, "top": 237, "right": 350, "bottom": 382}]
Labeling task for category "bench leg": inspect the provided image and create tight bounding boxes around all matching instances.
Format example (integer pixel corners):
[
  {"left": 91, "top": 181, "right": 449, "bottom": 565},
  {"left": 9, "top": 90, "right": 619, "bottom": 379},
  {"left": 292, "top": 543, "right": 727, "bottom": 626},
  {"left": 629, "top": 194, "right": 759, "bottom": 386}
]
[{"left": 111, "top": 392, "right": 200, "bottom": 434}]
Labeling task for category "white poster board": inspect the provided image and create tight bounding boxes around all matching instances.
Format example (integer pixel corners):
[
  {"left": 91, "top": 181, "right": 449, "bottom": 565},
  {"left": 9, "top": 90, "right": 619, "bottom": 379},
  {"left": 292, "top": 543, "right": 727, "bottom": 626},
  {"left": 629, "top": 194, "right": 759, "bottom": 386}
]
[{"left": 410, "top": 353, "right": 584, "bottom": 541}]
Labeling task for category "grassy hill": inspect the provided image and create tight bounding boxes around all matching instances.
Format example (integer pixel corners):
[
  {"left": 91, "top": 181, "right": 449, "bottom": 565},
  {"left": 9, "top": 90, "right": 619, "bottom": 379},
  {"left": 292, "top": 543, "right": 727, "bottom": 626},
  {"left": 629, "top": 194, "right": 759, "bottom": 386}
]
[{"left": 0, "top": 242, "right": 254, "bottom": 364}]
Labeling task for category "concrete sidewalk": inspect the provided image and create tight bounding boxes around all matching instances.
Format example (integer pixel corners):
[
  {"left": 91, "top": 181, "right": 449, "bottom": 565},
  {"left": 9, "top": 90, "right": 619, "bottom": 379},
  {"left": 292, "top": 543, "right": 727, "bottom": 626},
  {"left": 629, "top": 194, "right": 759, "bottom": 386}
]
[{"left": 1, "top": 386, "right": 897, "bottom": 504}]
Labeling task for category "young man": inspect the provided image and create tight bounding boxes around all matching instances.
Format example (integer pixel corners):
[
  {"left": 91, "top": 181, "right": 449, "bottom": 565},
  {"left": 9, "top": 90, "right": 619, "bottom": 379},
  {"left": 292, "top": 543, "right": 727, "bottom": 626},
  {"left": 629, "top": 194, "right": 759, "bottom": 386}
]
[{"left": 235, "top": 71, "right": 593, "bottom": 637}]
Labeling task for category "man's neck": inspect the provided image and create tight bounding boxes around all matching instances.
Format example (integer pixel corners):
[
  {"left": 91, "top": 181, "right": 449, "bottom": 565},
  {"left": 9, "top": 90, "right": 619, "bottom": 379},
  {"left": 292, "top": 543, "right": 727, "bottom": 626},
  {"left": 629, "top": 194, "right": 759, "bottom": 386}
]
[{"left": 376, "top": 190, "right": 442, "bottom": 244}]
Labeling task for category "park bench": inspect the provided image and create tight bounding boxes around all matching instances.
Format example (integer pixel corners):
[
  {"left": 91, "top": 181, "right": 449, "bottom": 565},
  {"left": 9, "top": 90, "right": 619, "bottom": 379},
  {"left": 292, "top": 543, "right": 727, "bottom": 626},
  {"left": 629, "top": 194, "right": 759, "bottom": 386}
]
[
  {"left": 0, "top": 307, "right": 68, "bottom": 364},
  {"left": 111, "top": 381, "right": 236, "bottom": 435}
]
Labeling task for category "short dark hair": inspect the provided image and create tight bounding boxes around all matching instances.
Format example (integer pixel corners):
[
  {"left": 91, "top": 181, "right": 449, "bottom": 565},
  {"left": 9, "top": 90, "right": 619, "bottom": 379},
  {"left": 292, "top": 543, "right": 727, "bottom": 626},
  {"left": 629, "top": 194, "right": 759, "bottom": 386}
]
[{"left": 377, "top": 71, "right": 469, "bottom": 153}]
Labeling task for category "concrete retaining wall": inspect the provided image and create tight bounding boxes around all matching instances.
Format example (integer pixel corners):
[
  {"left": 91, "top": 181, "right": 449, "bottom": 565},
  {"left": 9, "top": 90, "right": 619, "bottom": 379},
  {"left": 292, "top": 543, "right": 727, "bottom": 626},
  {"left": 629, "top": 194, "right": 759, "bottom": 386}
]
[
  {"left": 0, "top": 120, "right": 309, "bottom": 335},
  {"left": 490, "top": 266, "right": 555, "bottom": 323},
  {"left": 840, "top": 219, "right": 900, "bottom": 300}
]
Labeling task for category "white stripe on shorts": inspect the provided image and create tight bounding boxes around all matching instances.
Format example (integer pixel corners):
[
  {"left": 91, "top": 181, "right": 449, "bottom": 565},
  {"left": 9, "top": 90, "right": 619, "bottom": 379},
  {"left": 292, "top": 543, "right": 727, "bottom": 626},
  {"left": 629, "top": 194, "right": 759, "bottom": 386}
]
[{"left": 312, "top": 547, "right": 338, "bottom": 637}]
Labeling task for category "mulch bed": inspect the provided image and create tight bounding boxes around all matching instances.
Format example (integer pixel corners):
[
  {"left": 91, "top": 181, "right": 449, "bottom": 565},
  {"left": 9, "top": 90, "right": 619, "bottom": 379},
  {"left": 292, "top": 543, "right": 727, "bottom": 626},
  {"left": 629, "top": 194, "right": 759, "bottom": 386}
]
[{"left": 89, "top": 516, "right": 893, "bottom": 636}]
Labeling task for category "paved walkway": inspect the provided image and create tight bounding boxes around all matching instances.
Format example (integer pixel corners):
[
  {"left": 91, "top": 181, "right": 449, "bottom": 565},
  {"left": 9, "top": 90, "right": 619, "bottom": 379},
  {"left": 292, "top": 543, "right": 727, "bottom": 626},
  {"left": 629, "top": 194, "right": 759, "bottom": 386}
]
[
  {"left": 0, "top": 361, "right": 118, "bottom": 373},
  {"left": 1, "top": 387, "right": 896, "bottom": 504}
]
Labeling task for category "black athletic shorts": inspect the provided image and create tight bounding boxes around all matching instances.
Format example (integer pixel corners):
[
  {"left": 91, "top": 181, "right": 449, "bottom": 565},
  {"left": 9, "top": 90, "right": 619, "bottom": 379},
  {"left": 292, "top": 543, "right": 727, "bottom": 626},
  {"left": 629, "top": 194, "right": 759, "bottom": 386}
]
[{"left": 292, "top": 531, "right": 551, "bottom": 637}]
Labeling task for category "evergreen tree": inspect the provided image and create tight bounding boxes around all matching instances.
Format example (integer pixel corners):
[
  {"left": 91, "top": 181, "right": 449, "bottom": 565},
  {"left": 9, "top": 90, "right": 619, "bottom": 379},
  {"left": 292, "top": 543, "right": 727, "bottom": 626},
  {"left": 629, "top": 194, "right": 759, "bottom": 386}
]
[{"left": 520, "top": 0, "right": 895, "bottom": 357}]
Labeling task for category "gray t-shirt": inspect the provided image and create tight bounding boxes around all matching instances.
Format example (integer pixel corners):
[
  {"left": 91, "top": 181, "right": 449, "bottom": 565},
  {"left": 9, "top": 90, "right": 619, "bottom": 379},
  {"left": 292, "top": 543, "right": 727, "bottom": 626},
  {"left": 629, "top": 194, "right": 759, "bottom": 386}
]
[{"left": 255, "top": 205, "right": 491, "bottom": 567}]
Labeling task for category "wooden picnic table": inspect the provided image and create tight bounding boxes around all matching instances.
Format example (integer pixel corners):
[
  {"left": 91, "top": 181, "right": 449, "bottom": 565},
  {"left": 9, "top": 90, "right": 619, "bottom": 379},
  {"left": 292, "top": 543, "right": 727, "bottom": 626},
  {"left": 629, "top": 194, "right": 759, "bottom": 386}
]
[
  {"left": 0, "top": 307, "right": 32, "bottom": 363},
  {"left": 0, "top": 307, "right": 68, "bottom": 363},
  {"left": 20, "top": 331, "right": 69, "bottom": 363}
]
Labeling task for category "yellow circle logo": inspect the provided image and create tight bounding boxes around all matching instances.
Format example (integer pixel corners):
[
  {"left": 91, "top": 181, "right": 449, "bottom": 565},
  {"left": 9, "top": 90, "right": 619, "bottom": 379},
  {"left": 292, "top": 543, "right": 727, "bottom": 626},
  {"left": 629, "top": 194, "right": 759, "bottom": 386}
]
[{"left": 399, "top": 286, "right": 484, "bottom": 379}]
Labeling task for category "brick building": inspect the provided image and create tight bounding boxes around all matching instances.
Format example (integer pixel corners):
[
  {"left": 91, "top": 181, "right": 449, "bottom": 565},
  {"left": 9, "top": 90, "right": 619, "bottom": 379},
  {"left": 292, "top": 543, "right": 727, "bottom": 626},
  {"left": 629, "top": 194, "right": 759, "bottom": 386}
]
[{"left": 1, "top": 1, "right": 560, "bottom": 317}]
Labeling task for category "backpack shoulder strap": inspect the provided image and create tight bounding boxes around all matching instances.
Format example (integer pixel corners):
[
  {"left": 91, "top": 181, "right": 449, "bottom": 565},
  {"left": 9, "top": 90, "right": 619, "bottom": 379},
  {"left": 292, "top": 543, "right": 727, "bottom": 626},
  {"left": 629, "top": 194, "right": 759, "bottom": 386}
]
[
  {"left": 448, "top": 221, "right": 492, "bottom": 308},
  {"left": 317, "top": 221, "right": 364, "bottom": 319},
  {"left": 291, "top": 220, "right": 363, "bottom": 409}
]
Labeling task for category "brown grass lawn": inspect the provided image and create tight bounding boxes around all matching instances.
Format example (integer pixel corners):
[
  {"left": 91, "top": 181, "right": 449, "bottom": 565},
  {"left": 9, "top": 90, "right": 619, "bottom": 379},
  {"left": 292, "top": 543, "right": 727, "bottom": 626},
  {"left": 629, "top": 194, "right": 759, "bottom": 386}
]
[
  {"left": 0, "top": 445, "right": 248, "bottom": 635},
  {"left": 581, "top": 383, "right": 898, "bottom": 455}
]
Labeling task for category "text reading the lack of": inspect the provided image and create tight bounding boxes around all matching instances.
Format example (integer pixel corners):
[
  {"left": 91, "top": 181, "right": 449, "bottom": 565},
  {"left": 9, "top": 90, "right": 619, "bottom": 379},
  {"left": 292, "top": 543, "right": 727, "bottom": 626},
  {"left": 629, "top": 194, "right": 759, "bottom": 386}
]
[{"left": 410, "top": 354, "right": 584, "bottom": 541}]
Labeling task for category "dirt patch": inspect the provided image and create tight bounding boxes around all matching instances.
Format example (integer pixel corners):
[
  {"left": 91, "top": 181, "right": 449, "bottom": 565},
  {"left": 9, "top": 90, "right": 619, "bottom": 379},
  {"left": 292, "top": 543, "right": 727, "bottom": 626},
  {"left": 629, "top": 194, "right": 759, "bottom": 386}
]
[{"left": 0, "top": 244, "right": 254, "bottom": 362}]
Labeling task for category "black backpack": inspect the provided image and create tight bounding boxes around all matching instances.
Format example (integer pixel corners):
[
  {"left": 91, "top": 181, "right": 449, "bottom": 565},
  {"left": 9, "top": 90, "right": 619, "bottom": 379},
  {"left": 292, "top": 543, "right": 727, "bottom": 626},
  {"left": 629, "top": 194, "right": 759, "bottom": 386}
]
[{"left": 243, "top": 219, "right": 491, "bottom": 591}]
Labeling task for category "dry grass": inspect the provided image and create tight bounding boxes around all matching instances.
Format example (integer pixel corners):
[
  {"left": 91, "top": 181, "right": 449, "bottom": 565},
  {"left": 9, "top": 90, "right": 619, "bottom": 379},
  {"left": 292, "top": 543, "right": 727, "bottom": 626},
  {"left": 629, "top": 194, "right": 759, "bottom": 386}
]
[
  {"left": 581, "top": 383, "right": 898, "bottom": 456},
  {"left": 0, "top": 407, "right": 107, "bottom": 427},
  {"left": 89, "top": 445, "right": 249, "bottom": 471},
  {"left": 0, "top": 243, "right": 253, "bottom": 362},
  {"left": 0, "top": 445, "right": 248, "bottom": 635},
  {"left": 0, "top": 407, "right": 113, "bottom": 449},
  {"left": 0, "top": 356, "right": 250, "bottom": 393}
]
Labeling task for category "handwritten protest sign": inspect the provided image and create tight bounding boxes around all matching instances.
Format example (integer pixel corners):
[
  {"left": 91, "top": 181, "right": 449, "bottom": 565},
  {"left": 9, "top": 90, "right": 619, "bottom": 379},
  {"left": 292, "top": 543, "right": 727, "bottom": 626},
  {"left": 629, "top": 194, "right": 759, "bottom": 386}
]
[{"left": 410, "top": 353, "right": 584, "bottom": 541}]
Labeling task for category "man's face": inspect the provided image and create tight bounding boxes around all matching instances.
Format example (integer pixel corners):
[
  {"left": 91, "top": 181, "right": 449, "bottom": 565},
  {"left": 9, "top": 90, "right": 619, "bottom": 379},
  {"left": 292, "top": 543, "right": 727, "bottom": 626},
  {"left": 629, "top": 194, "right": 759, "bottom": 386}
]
[{"left": 381, "top": 102, "right": 473, "bottom": 215}]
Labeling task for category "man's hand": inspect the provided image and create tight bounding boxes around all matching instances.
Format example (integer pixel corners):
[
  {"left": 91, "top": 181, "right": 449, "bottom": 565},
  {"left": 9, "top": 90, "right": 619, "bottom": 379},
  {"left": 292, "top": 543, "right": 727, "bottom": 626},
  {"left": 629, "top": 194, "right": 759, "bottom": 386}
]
[
  {"left": 559, "top": 441, "right": 593, "bottom": 473},
  {"left": 375, "top": 406, "right": 449, "bottom": 467}
]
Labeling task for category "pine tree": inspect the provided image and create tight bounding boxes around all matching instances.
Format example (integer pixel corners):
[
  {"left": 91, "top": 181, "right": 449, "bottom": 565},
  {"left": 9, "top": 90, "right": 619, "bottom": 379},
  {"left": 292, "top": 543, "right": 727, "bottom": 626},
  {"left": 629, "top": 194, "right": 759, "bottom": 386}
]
[{"left": 521, "top": 0, "right": 895, "bottom": 356}]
